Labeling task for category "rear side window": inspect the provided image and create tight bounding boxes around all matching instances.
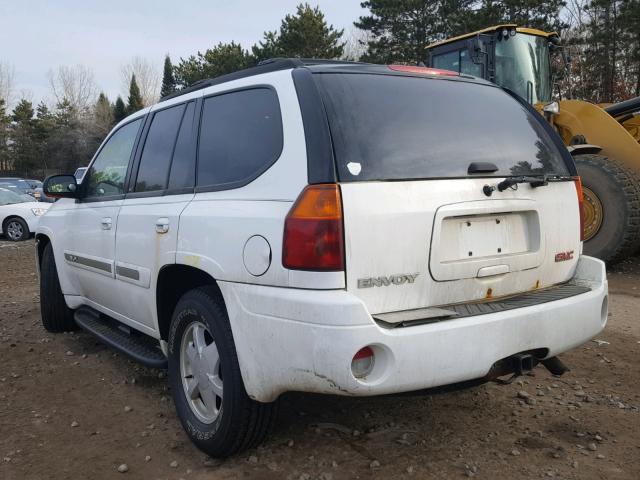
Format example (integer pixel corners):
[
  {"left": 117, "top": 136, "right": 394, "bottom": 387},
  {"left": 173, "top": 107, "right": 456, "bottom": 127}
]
[
  {"left": 168, "top": 102, "right": 197, "bottom": 190},
  {"left": 197, "top": 88, "right": 282, "bottom": 188},
  {"left": 315, "top": 74, "right": 569, "bottom": 181},
  {"left": 135, "top": 104, "right": 186, "bottom": 192}
]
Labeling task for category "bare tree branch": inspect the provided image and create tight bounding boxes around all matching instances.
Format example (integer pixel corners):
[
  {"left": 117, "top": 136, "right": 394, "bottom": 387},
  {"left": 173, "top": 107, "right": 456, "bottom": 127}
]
[
  {"left": 48, "top": 64, "right": 98, "bottom": 114},
  {"left": 0, "top": 61, "right": 15, "bottom": 107},
  {"left": 121, "top": 56, "right": 161, "bottom": 106}
]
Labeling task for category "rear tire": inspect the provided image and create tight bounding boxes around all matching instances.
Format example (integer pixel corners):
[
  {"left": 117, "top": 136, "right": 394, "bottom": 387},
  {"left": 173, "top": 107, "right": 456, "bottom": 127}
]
[
  {"left": 40, "top": 242, "right": 77, "bottom": 332},
  {"left": 167, "top": 286, "right": 277, "bottom": 458},
  {"left": 575, "top": 154, "right": 640, "bottom": 264},
  {"left": 3, "top": 217, "right": 29, "bottom": 241}
]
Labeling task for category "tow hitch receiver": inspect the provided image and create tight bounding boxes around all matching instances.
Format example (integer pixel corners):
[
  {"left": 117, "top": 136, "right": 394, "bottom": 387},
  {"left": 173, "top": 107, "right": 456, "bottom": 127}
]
[{"left": 487, "top": 351, "right": 570, "bottom": 384}]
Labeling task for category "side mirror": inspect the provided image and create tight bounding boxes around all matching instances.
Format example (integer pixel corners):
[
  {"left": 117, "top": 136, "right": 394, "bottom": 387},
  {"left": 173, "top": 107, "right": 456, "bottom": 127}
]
[{"left": 43, "top": 175, "right": 79, "bottom": 199}]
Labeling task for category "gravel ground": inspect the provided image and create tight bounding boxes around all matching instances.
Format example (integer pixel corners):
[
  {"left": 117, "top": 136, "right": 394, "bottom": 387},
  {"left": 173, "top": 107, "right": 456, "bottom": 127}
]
[{"left": 1, "top": 239, "right": 638, "bottom": 480}]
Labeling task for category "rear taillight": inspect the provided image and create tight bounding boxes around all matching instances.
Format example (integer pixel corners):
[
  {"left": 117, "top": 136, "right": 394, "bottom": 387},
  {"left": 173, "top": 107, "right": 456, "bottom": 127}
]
[
  {"left": 282, "top": 184, "right": 344, "bottom": 271},
  {"left": 574, "top": 177, "right": 585, "bottom": 241}
]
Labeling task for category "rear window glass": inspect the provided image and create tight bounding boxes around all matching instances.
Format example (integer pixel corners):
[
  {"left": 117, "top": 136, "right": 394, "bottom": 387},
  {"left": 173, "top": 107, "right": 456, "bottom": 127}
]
[{"left": 315, "top": 74, "right": 569, "bottom": 181}]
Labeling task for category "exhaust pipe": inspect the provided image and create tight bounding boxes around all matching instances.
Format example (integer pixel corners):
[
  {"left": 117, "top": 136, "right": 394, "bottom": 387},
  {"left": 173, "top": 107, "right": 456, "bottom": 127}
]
[{"left": 541, "top": 356, "right": 569, "bottom": 376}]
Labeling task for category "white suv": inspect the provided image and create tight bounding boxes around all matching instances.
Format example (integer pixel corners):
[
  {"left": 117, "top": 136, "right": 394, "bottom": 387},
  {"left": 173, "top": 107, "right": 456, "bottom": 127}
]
[{"left": 37, "top": 59, "right": 608, "bottom": 457}]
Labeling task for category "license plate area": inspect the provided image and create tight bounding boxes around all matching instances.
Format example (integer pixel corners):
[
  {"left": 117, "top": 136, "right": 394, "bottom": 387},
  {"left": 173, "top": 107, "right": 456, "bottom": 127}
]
[
  {"left": 430, "top": 201, "right": 543, "bottom": 281},
  {"left": 442, "top": 213, "right": 531, "bottom": 262}
]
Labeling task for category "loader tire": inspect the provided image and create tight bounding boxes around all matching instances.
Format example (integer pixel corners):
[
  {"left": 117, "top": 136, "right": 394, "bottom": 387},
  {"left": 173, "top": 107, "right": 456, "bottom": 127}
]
[{"left": 574, "top": 154, "right": 640, "bottom": 264}]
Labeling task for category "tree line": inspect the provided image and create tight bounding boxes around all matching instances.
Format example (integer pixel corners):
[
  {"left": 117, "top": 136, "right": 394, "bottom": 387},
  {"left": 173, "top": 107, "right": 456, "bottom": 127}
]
[{"left": 1, "top": 1, "right": 638, "bottom": 179}]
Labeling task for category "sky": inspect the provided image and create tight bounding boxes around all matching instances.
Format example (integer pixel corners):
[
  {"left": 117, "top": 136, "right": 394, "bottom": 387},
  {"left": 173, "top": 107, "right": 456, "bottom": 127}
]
[{"left": 0, "top": 0, "right": 366, "bottom": 107}]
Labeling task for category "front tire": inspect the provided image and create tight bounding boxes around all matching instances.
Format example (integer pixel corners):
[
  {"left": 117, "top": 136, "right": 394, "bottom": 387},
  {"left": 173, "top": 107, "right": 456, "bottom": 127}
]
[
  {"left": 3, "top": 217, "right": 29, "bottom": 241},
  {"left": 167, "top": 286, "right": 277, "bottom": 458},
  {"left": 40, "top": 242, "right": 77, "bottom": 332},
  {"left": 575, "top": 154, "right": 640, "bottom": 264}
]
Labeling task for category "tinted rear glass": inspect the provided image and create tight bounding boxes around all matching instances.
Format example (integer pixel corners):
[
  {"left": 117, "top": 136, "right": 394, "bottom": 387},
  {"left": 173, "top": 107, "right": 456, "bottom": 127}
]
[
  {"left": 135, "top": 103, "right": 186, "bottom": 192},
  {"left": 197, "top": 88, "right": 282, "bottom": 188},
  {"left": 315, "top": 74, "right": 569, "bottom": 181}
]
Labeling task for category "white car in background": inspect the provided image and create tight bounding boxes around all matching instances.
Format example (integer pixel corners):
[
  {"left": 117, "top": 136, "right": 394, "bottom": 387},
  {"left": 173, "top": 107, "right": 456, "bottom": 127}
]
[{"left": 0, "top": 188, "right": 49, "bottom": 241}]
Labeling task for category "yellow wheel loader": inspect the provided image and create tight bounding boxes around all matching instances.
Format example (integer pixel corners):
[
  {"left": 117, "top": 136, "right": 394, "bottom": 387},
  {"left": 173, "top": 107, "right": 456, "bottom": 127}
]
[{"left": 426, "top": 24, "right": 640, "bottom": 263}]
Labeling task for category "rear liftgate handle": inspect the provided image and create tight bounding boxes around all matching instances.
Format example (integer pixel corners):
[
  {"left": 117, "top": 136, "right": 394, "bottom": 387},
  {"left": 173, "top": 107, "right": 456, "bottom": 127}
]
[{"left": 156, "top": 218, "right": 170, "bottom": 234}]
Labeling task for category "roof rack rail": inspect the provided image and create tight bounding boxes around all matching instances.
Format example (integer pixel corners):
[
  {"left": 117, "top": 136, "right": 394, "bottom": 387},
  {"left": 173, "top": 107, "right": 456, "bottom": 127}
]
[
  {"left": 159, "top": 58, "right": 302, "bottom": 102},
  {"left": 159, "top": 58, "right": 370, "bottom": 102}
]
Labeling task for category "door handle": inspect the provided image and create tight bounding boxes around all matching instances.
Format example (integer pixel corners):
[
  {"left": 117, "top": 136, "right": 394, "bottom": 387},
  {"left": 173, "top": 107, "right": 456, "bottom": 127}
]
[
  {"left": 156, "top": 218, "right": 170, "bottom": 234},
  {"left": 101, "top": 217, "right": 112, "bottom": 230}
]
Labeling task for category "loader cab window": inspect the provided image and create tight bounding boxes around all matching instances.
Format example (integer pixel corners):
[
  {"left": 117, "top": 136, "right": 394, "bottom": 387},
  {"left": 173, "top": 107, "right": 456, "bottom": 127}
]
[
  {"left": 495, "top": 33, "right": 552, "bottom": 104},
  {"left": 432, "top": 49, "right": 482, "bottom": 78},
  {"left": 432, "top": 51, "right": 459, "bottom": 72}
]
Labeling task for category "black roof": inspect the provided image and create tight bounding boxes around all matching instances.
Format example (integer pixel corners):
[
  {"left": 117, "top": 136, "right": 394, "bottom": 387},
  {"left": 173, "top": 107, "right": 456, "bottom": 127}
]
[{"left": 159, "top": 58, "right": 489, "bottom": 102}]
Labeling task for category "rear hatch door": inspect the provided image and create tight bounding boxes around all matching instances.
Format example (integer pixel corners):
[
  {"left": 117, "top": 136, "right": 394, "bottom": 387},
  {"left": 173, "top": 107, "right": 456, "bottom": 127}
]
[{"left": 315, "top": 70, "right": 580, "bottom": 314}]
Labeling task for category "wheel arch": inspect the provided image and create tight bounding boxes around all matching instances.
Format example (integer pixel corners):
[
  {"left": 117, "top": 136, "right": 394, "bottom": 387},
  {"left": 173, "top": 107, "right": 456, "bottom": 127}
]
[
  {"left": 156, "top": 264, "right": 225, "bottom": 341},
  {"left": 2, "top": 214, "right": 27, "bottom": 230},
  {"left": 35, "top": 233, "right": 52, "bottom": 268}
]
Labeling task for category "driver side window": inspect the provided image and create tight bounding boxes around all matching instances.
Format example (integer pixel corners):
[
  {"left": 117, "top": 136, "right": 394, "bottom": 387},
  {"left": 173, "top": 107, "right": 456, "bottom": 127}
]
[{"left": 85, "top": 119, "right": 142, "bottom": 198}]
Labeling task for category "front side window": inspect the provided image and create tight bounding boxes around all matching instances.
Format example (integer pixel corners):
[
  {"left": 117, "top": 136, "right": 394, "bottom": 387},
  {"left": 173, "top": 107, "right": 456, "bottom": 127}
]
[
  {"left": 197, "top": 88, "right": 283, "bottom": 188},
  {"left": 85, "top": 119, "right": 142, "bottom": 197}
]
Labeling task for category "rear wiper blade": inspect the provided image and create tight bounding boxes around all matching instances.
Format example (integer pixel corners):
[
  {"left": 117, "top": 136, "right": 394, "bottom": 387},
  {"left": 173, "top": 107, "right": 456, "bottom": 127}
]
[{"left": 497, "top": 176, "right": 549, "bottom": 191}]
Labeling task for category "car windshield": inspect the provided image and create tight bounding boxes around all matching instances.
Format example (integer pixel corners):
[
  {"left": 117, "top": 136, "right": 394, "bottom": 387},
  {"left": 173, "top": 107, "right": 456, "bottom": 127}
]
[
  {"left": 494, "top": 33, "right": 552, "bottom": 104},
  {"left": 315, "top": 73, "right": 568, "bottom": 182},
  {"left": 0, "top": 188, "right": 29, "bottom": 205}
]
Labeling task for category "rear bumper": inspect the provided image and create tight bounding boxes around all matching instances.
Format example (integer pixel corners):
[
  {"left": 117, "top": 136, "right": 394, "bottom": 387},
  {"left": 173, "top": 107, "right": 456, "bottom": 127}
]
[{"left": 221, "top": 256, "right": 608, "bottom": 402}]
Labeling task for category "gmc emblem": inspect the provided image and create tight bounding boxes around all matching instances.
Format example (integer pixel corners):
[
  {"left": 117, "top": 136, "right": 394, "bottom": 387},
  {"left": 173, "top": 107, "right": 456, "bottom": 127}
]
[{"left": 555, "top": 250, "right": 574, "bottom": 262}]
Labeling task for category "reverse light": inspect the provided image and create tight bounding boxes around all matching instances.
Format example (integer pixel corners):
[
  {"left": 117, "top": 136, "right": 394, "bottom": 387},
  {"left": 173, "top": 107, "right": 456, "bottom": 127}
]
[
  {"left": 574, "top": 177, "right": 585, "bottom": 241},
  {"left": 282, "top": 184, "right": 344, "bottom": 271},
  {"left": 388, "top": 64, "right": 459, "bottom": 76},
  {"left": 351, "top": 346, "right": 375, "bottom": 379}
]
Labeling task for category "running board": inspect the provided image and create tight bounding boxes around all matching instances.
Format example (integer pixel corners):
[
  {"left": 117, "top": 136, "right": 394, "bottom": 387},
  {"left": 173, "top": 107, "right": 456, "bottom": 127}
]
[{"left": 74, "top": 307, "right": 167, "bottom": 369}]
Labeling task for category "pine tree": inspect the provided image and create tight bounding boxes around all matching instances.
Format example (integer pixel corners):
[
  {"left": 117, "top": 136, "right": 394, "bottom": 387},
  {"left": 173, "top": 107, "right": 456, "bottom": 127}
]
[
  {"left": 9, "top": 99, "right": 37, "bottom": 175},
  {"left": 0, "top": 99, "right": 11, "bottom": 172},
  {"left": 253, "top": 3, "right": 344, "bottom": 61},
  {"left": 33, "top": 102, "right": 56, "bottom": 173},
  {"left": 127, "top": 74, "right": 144, "bottom": 115},
  {"left": 355, "top": 1, "right": 444, "bottom": 64},
  {"left": 113, "top": 96, "right": 127, "bottom": 124},
  {"left": 160, "top": 55, "right": 177, "bottom": 98},
  {"left": 620, "top": 0, "right": 640, "bottom": 96},
  {"left": 475, "top": 0, "right": 568, "bottom": 32},
  {"left": 173, "top": 42, "right": 254, "bottom": 87},
  {"left": 94, "top": 93, "right": 114, "bottom": 139}
]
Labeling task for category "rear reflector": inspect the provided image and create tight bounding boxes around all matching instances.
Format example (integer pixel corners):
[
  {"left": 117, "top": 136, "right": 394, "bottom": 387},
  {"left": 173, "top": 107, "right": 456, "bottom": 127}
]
[
  {"left": 388, "top": 64, "right": 459, "bottom": 76},
  {"left": 351, "top": 346, "right": 375, "bottom": 379},
  {"left": 282, "top": 184, "right": 345, "bottom": 271},
  {"left": 574, "top": 177, "right": 585, "bottom": 241}
]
